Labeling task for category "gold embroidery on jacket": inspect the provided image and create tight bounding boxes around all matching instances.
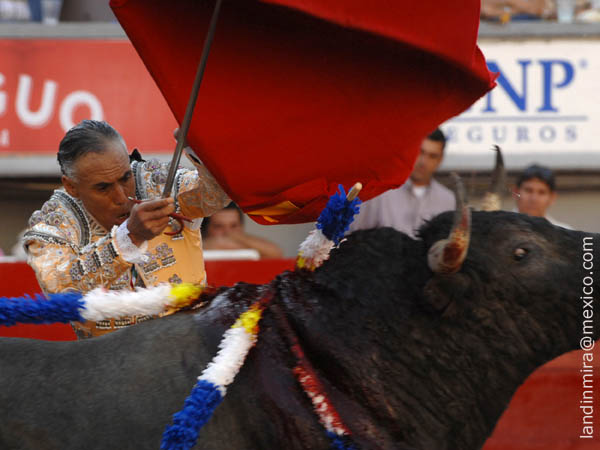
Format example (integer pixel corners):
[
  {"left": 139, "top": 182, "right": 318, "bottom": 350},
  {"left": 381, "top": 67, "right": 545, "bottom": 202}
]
[{"left": 23, "top": 155, "right": 229, "bottom": 334}]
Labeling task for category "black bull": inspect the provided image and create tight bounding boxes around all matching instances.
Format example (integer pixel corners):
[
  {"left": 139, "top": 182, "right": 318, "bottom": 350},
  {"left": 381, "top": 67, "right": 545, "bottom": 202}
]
[{"left": 1, "top": 211, "right": 598, "bottom": 450}]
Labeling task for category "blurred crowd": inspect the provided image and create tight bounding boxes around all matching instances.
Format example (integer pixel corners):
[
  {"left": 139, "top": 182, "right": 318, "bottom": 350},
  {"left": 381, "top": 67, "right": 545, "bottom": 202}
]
[
  {"left": 481, "top": 0, "right": 600, "bottom": 22},
  {"left": 2, "top": 0, "right": 600, "bottom": 24},
  {"left": 0, "top": 0, "right": 60, "bottom": 22}
]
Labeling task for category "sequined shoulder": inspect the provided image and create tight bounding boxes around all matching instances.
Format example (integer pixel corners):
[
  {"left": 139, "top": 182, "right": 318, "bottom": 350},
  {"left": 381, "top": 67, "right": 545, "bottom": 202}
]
[
  {"left": 24, "top": 190, "right": 89, "bottom": 247},
  {"left": 136, "top": 158, "right": 170, "bottom": 199}
]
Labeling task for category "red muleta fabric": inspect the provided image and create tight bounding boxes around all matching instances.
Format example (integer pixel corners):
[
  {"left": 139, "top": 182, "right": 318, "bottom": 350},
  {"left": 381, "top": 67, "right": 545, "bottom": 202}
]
[{"left": 110, "top": 0, "right": 495, "bottom": 224}]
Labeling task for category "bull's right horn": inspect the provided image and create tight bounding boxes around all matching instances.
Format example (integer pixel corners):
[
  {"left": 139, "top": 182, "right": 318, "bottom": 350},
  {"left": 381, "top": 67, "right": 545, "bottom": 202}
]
[
  {"left": 427, "top": 173, "right": 471, "bottom": 274},
  {"left": 480, "top": 145, "right": 506, "bottom": 212}
]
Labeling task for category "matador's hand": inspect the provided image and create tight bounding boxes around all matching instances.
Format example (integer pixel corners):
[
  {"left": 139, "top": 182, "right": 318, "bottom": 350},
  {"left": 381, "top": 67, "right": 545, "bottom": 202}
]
[{"left": 127, "top": 198, "right": 175, "bottom": 246}]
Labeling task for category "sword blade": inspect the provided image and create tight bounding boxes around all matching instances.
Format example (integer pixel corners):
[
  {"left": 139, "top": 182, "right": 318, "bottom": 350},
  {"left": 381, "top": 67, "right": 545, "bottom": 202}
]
[{"left": 162, "top": 0, "right": 224, "bottom": 198}]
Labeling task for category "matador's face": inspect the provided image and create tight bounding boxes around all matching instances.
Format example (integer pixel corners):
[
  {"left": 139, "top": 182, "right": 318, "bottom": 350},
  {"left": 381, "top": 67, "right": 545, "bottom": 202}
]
[{"left": 62, "top": 140, "right": 136, "bottom": 231}]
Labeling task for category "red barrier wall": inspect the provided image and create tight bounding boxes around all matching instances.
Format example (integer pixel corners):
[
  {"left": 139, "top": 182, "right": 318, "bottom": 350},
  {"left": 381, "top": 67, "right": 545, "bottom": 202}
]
[
  {"left": 0, "top": 262, "right": 598, "bottom": 447},
  {"left": 484, "top": 350, "right": 599, "bottom": 449}
]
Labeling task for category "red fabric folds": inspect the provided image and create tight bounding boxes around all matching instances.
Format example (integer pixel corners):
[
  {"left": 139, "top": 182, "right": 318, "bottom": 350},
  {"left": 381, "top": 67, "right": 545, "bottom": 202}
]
[{"left": 110, "top": 0, "right": 495, "bottom": 224}]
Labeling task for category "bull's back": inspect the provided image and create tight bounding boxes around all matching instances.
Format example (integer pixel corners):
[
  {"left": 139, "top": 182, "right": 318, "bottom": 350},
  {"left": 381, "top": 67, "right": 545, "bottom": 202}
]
[
  {"left": 0, "top": 314, "right": 224, "bottom": 449},
  {"left": 0, "top": 281, "right": 334, "bottom": 450}
]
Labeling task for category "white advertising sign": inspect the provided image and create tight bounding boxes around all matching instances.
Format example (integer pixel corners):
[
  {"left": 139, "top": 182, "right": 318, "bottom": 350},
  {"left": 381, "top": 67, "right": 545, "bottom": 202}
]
[{"left": 441, "top": 40, "right": 600, "bottom": 169}]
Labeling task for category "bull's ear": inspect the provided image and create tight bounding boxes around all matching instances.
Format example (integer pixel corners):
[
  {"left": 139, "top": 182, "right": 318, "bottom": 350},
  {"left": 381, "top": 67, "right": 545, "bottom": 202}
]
[{"left": 422, "top": 274, "right": 469, "bottom": 316}]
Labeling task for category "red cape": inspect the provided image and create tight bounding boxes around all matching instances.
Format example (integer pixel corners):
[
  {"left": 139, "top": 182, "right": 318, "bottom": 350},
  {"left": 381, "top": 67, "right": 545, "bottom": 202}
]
[{"left": 111, "top": 0, "right": 495, "bottom": 224}]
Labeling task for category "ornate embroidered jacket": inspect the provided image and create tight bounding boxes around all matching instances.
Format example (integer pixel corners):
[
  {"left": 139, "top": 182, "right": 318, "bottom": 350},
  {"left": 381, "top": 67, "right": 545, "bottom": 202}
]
[{"left": 24, "top": 156, "right": 230, "bottom": 297}]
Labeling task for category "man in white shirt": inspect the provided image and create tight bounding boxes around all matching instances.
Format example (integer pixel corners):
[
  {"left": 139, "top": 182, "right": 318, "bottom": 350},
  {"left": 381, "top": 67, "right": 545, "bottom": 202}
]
[
  {"left": 349, "top": 128, "right": 455, "bottom": 238},
  {"left": 514, "top": 164, "right": 572, "bottom": 229}
]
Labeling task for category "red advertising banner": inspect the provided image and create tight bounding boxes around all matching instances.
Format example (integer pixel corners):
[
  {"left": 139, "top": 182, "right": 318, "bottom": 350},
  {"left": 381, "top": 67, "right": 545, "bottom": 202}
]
[{"left": 0, "top": 39, "right": 177, "bottom": 155}]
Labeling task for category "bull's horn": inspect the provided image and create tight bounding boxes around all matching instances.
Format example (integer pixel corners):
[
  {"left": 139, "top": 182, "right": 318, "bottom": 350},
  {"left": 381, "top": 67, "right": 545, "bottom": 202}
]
[
  {"left": 480, "top": 145, "right": 506, "bottom": 212},
  {"left": 428, "top": 173, "right": 471, "bottom": 273}
]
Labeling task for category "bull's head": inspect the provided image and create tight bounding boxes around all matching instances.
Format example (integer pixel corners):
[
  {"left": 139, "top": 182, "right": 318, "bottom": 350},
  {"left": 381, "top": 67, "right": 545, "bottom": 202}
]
[{"left": 421, "top": 207, "right": 600, "bottom": 352}]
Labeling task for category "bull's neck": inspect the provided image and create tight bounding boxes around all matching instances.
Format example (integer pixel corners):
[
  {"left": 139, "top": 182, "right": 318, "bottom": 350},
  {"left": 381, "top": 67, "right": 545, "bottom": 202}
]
[
  {"left": 279, "top": 282, "right": 573, "bottom": 449},
  {"left": 402, "top": 297, "right": 576, "bottom": 449}
]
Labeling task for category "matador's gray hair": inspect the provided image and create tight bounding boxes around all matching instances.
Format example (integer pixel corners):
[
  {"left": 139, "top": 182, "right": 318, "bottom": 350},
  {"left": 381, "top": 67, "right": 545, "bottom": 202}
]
[{"left": 57, "top": 120, "right": 126, "bottom": 179}]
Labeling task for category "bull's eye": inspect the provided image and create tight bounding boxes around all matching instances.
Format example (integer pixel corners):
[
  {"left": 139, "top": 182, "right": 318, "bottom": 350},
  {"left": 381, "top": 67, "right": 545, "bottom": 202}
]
[{"left": 513, "top": 248, "right": 528, "bottom": 261}]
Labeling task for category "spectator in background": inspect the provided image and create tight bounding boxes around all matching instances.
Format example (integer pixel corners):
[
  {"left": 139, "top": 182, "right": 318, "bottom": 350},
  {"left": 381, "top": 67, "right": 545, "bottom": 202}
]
[
  {"left": 201, "top": 203, "right": 283, "bottom": 259},
  {"left": 349, "top": 128, "right": 455, "bottom": 238},
  {"left": 514, "top": 164, "right": 572, "bottom": 229}
]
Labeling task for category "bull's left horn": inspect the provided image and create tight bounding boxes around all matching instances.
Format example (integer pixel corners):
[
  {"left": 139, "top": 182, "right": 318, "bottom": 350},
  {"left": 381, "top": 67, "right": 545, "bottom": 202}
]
[
  {"left": 480, "top": 145, "right": 506, "bottom": 212},
  {"left": 428, "top": 173, "right": 471, "bottom": 274}
]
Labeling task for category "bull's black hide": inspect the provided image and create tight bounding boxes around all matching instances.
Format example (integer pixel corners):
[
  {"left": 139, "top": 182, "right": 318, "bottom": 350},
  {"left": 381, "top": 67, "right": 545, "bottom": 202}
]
[{"left": 1, "top": 211, "right": 598, "bottom": 450}]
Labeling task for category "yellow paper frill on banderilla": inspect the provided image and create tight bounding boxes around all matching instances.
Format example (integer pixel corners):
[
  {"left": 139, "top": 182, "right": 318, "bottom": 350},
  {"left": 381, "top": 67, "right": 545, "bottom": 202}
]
[{"left": 232, "top": 304, "right": 263, "bottom": 335}]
